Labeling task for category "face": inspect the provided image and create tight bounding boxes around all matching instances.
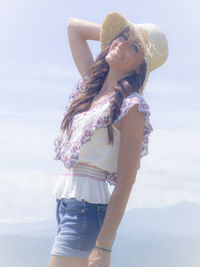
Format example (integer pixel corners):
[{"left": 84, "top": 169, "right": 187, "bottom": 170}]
[{"left": 105, "top": 30, "right": 145, "bottom": 76}]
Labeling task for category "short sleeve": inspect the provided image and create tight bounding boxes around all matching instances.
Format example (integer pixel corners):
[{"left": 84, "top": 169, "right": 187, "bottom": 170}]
[{"left": 113, "top": 92, "right": 153, "bottom": 160}]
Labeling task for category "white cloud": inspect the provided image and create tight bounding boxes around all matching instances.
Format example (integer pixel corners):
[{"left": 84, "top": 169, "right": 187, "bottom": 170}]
[
  {"left": 126, "top": 127, "right": 200, "bottom": 210},
  {"left": 0, "top": 169, "right": 56, "bottom": 223}
]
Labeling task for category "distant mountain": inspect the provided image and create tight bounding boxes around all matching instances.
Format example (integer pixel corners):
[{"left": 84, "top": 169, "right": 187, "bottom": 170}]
[
  {"left": 112, "top": 234, "right": 200, "bottom": 267},
  {"left": 0, "top": 201, "right": 200, "bottom": 267},
  {"left": 0, "top": 218, "right": 57, "bottom": 237},
  {"left": 0, "top": 233, "right": 199, "bottom": 267},
  {"left": 0, "top": 200, "right": 199, "bottom": 238},
  {"left": 118, "top": 200, "right": 200, "bottom": 239}
]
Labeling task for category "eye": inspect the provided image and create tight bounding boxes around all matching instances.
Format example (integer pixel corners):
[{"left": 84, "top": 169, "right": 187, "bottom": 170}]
[
  {"left": 120, "top": 33, "right": 128, "bottom": 40},
  {"left": 132, "top": 44, "right": 138, "bottom": 53},
  {"left": 120, "top": 33, "right": 138, "bottom": 52}
]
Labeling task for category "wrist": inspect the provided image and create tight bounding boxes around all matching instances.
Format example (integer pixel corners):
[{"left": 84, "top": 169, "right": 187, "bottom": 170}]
[
  {"left": 95, "top": 240, "right": 112, "bottom": 250},
  {"left": 94, "top": 245, "right": 112, "bottom": 253},
  {"left": 96, "top": 238, "right": 113, "bottom": 249}
]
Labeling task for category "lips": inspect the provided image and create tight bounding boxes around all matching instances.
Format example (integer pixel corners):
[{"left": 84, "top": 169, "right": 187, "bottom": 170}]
[{"left": 111, "top": 49, "right": 123, "bottom": 60}]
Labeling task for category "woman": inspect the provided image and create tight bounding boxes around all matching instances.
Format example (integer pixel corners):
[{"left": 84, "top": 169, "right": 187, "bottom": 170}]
[{"left": 48, "top": 11, "right": 169, "bottom": 267}]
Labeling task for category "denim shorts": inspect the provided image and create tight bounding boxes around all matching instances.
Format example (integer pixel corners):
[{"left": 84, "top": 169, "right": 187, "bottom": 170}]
[{"left": 50, "top": 197, "right": 117, "bottom": 259}]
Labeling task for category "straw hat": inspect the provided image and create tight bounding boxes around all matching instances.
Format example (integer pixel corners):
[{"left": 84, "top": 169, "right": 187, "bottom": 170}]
[{"left": 100, "top": 11, "right": 169, "bottom": 94}]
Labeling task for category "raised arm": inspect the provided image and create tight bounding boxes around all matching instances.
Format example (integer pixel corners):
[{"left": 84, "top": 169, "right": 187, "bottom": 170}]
[{"left": 67, "top": 18, "right": 101, "bottom": 78}]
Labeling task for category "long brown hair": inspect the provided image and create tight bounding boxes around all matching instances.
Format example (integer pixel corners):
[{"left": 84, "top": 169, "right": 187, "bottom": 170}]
[{"left": 60, "top": 26, "right": 147, "bottom": 145}]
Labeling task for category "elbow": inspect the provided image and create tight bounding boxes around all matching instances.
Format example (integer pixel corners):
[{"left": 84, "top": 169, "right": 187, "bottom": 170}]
[
  {"left": 114, "top": 177, "right": 136, "bottom": 194},
  {"left": 67, "top": 18, "right": 77, "bottom": 29}
]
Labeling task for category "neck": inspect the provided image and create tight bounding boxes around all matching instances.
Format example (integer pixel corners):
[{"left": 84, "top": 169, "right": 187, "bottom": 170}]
[{"left": 101, "top": 70, "right": 126, "bottom": 93}]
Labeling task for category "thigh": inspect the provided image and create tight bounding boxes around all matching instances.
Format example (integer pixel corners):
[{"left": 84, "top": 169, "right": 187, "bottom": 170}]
[{"left": 48, "top": 254, "right": 88, "bottom": 267}]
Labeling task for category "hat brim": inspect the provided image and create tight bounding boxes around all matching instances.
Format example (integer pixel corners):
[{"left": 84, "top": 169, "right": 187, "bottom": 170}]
[{"left": 100, "top": 11, "right": 128, "bottom": 51}]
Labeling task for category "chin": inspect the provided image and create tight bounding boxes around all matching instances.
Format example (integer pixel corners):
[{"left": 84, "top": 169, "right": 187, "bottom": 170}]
[{"left": 105, "top": 55, "right": 119, "bottom": 68}]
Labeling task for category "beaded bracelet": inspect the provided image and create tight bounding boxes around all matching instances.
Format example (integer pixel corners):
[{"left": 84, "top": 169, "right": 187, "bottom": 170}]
[{"left": 94, "top": 245, "right": 112, "bottom": 252}]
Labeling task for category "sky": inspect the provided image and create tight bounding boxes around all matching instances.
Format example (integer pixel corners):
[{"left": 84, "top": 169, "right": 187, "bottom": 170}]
[{"left": 0, "top": 0, "right": 200, "bottom": 223}]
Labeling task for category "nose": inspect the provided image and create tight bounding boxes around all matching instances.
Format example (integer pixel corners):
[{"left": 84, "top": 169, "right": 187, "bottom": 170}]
[{"left": 116, "top": 38, "right": 128, "bottom": 52}]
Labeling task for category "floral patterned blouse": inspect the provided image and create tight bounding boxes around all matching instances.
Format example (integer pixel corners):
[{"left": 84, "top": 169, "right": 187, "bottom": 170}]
[{"left": 53, "top": 75, "right": 153, "bottom": 186}]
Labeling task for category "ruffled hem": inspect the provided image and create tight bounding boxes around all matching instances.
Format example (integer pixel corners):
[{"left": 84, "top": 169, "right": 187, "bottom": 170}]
[{"left": 51, "top": 173, "right": 111, "bottom": 204}]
